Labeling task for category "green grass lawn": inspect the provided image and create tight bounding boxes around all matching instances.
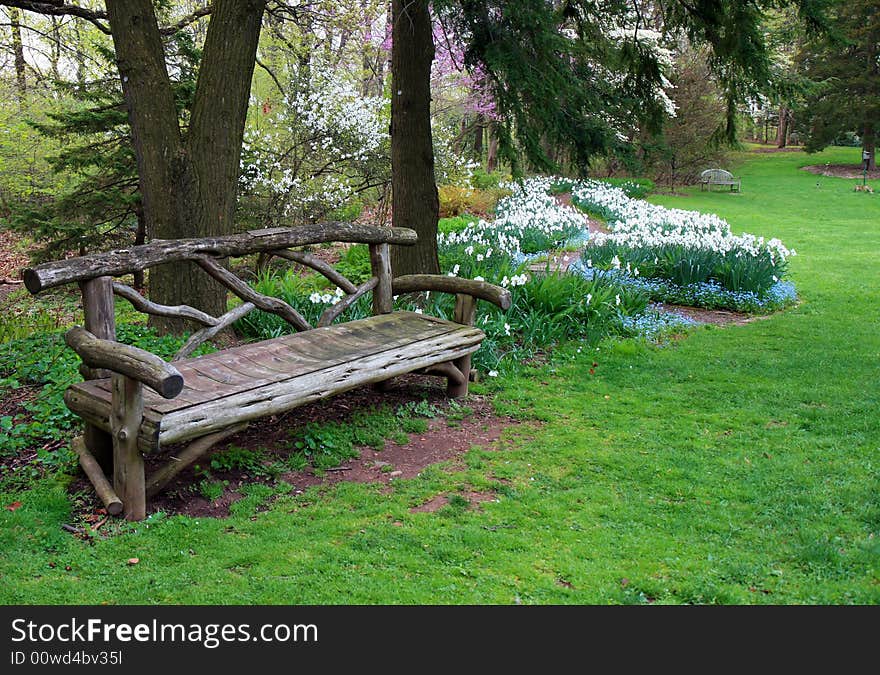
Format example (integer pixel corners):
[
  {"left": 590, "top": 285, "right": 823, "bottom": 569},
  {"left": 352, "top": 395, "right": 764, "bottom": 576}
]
[{"left": 2, "top": 147, "right": 877, "bottom": 604}]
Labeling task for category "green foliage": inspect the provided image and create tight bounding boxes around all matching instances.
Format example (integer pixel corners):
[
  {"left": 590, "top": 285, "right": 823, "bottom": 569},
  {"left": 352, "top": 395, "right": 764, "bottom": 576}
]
[
  {"left": 433, "top": 0, "right": 811, "bottom": 174},
  {"left": 209, "top": 445, "right": 269, "bottom": 476},
  {"left": 638, "top": 50, "right": 732, "bottom": 186},
  {"left": 3, "top": 33, "right": 200, "bottom": 262},
  {"left": 198, "top": 479, "right": 228, "bottom": 502},
  {"left": 329, "top": 200, "right": 365, "bottom": 222},
  {"left": 234, "top": 265, "right": 374, "bottom": 340},
  {"left": 335, "top": 245, "right": 373, "bottom": 285},
  {"left": 595, "top": 178, "right": 655, "bottom": 199},
  {"left": 470, "top": 168, "right": 508, "bottom": 190},
  {"left": 0, "top": 85, "right": 64, "bottom": 206},
  {"left": 0, "top": 324, "right": 213, "bottom": 461},
  {"left": 438, "top": 215, "right": 478, "bottom": 235},
  {"left": 795, "top": 0, "right": 880, "bottom": 159},
  {"left": 0, "top": 331, "right": 82, "bottom": 458},
  {"left": 0, "top": 308, "right": 67, "bottom": 346}
]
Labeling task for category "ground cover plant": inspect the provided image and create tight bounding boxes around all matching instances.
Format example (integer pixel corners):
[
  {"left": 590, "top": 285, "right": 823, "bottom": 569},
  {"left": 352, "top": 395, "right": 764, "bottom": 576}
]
[{"left": 0, "top": 148, "right": 877, "bottom": 604}]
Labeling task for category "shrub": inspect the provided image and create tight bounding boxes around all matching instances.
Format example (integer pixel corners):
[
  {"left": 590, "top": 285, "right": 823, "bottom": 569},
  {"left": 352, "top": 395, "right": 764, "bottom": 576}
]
[
  {"left": 438, "top": 184, "right": 508, "bottom": 217},
  {"left": 470, "top": 168, "right": 508, "bottom": 190}
]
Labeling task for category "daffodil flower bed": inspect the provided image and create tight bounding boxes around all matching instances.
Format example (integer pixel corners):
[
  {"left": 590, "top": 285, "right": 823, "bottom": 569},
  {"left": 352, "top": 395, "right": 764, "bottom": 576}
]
[{"left": 569, "top": 179, "right": 796, "bottom": 297}]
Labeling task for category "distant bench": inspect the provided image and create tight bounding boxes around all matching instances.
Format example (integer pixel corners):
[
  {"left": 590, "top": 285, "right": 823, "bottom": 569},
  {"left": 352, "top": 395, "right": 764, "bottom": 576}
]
[
  {"left": 699, "top": 168, "right": 741, "bottom": 192},
  {"left": 23, "top": 224, "right": 511, "bottom": 520}
]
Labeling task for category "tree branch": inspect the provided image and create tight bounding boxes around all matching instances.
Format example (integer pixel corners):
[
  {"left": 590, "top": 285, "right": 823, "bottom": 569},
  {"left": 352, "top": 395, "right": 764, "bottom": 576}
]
[
  {"left": 159, "top": 5, "right": 212, "bottom": 36},
  {"left": 0, "top": 0, "right": 110, "bottom": 34},
  {"left": 255, "top": 56, "right": 285, "bottom": 95},
  {"left": 1, "top": 1, "right": 214, "bottom": 37}
]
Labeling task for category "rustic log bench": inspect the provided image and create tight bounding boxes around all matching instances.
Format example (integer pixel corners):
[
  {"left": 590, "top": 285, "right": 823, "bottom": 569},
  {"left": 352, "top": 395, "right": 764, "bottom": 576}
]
[
  {"left": 699, "top": 168, "right": 741, "bottom": 192},
  {"left": 23, "top": 224, "right": 511, "bottom": 521}
]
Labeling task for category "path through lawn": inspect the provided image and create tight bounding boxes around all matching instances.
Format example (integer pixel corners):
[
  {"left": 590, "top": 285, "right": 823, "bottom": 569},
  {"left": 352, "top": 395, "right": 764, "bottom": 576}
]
[{"left": 1, "top": 147, "right": 877, "bottom": 604}]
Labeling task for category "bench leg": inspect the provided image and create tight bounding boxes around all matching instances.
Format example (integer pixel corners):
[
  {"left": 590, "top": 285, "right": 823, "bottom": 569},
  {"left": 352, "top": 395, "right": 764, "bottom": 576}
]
[
  {"left": 111, "top": 375, "right": 145, "bottom": 521},
  {"left": 114, "top": 435, "right": 145, "bottom": 521},
  {"left": 447, "top": 355, "right": 471, "bottom": 398}
]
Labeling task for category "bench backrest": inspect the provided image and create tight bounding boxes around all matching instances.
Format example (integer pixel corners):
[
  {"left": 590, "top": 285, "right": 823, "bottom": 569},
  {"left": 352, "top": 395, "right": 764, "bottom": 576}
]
[
  {"left": 700, "top": 168, "right": 735, "bottom": 181},
  {"left": 23, "top": 223, "right": 417, "bottom": 365}
]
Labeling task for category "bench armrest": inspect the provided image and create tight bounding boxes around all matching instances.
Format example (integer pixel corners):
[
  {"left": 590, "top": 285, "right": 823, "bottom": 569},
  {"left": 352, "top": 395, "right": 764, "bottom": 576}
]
[
  {"left": 391, "top": 274, "right": 512, "bottom": 311},
  {"left": 65, "top": 327, "right": 184, "bottom": 399}
]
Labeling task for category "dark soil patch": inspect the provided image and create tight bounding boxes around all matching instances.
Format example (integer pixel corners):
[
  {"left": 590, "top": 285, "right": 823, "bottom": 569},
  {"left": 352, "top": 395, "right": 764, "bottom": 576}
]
[
  {"left": 0, "top": 230, "right": 28, "bottom": 283},
  {"left": 750, "top": 146, "right": 804, "bottom": 153},
  {"left": 0, "top": 384, "right": 42, "bottom": 480},
  {"left": 0, "top": 230, "right": 29, "bottom": 302},
  {"left": 802, "top": 164, "right": 880, "bottom": 180},
  {"left": 67, "top": 374, "right": 516, "bottom": 521},
  {"left": 657, "top": 303, "right": 766, "bottom": 326},
  {"left": 409, "top": 490, "right": 500, "bottom": 513}
]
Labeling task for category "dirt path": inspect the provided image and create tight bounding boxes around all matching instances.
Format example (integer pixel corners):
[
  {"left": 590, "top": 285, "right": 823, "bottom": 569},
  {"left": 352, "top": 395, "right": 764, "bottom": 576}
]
[{"left": 801, "top": 164, "right": 880, "bottom": 180}]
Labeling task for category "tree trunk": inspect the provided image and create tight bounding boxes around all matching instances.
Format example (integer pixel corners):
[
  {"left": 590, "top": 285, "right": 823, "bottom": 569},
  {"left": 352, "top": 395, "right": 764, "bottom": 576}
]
[
  {"left": 865, "top": 123, "right": 876, "bottom": 171},
  {"left": 487, "top": 123, "right": 499, "bottom": 172},
  {"left": 473, "top": 115, "right": 484, "bottom": 160},
  {"left": 106, "top": 0, "right": 266, "bottom": 333},
  {"left": 106, "top": 0, "right": 186, "bottom": 331},
  {"left": 176, "top": 0, "right": 266, "bottom": 325},
  {"left": 390, "top": 0, "right": 440, "bottom": 276},
  {"left": 776, "top": 106, "right": 789, "bottom": 148},
  {"left": 10, "top": 8, "right": 26, "bottom": 96}
]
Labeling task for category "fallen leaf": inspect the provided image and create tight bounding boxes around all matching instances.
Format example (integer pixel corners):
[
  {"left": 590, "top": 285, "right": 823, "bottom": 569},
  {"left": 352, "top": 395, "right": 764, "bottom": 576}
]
[
  {"left": 5, "top": 501, "right": 22, "bottom": 512},
  {"left": 127, "top": 558, "right": 139, "bottom": 566}
]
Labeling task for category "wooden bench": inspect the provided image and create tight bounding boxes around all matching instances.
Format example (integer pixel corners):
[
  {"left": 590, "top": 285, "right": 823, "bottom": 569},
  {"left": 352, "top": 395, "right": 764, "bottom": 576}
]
[
  {"left": 699, "top": 168, "right": 741, "bottom": 192},
  {"left": 23, "top": 223, "right": 511, "bottom": 521}
]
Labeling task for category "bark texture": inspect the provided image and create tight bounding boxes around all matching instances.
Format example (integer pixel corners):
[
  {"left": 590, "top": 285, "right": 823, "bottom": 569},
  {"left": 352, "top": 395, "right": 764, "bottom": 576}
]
[
  {"left": 390, "top": 0, "right": 440, "bottom": 276},
  {"left": 105, "top": 0, "right": 266, "bottom": 333}
]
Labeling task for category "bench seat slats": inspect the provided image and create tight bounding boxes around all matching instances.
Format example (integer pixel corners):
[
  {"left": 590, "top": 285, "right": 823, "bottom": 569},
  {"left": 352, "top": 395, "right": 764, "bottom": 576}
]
[{"left": 64, "top": 312, "right": 483, "bottom": 452}]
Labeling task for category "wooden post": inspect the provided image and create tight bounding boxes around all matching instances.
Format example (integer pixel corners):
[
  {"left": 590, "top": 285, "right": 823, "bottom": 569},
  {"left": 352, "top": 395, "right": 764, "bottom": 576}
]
[
  {"left": 448, "top": 293, "right": 477, "bottom": 397},
  {"left": 370, "top": 243, "right": 393, "bottom": 314},
  {"left": 72, "top": 436, "right": 123, "bottom": 516},
  {"left": 79, "top": 276, "right": 116, "bottom": 472},
  {"left": 111, "top": 374, "right": 146, "bottom": 520}
]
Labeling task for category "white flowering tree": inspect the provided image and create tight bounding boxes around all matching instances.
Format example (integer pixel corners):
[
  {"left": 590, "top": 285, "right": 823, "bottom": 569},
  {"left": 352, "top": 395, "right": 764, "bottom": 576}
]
[{"left": 239, "top": 67, "right": 389, "bottom": 225}]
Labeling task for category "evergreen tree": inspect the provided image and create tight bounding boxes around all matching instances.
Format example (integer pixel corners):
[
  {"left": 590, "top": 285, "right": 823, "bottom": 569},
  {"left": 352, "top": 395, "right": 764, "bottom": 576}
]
[
  {"left": 7, "top": 35, "right": 200, "bottom": 277},
  {"left": 795, "top": 0, "right": 879, "bottom": 169}
]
